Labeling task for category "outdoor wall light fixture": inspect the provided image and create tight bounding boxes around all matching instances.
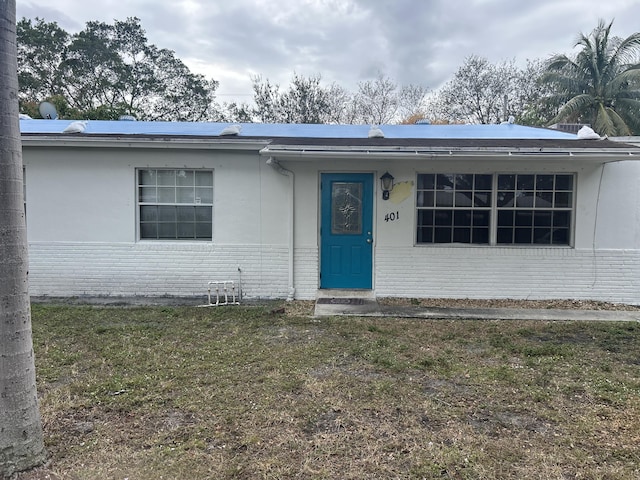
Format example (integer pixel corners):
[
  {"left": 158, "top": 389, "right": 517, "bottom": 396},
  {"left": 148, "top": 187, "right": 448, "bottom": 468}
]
[{"left": 380, "top": 171, "right": 394, "bottom": 200}]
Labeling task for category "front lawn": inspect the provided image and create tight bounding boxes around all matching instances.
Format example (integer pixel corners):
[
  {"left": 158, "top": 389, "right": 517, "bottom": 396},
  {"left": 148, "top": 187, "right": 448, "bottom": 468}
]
[{"left": 27, "top": 303, "right": 640, "bottom": 479}]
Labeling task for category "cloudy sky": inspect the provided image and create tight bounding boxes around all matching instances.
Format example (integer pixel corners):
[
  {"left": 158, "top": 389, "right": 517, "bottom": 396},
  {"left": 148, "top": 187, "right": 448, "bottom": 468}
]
[{"left": 16, "top": 0, "right": 640, "bottom": 105}]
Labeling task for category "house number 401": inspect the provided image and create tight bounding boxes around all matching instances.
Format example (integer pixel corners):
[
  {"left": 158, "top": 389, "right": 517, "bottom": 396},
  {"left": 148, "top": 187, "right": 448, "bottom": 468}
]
[{"left": 384, "top": 211, "right": 399, "bottom": 222}]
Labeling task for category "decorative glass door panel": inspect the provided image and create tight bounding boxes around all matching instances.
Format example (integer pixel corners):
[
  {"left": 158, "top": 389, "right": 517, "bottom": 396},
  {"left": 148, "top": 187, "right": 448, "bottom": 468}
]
[
  {"left": 331, "top": 182, "right": 363, "bottom": 235},
  {"left": 321, "top": 173, "right": 373, "bottom": 289}
]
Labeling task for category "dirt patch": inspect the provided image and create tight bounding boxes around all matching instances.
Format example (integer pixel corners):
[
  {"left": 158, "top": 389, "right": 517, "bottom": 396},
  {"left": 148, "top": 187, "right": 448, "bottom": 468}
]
[
  {"left": 423, "top": 377, "right": 476, "bottom": 398},
  {"left": 378, "top": 297, "right": 640, "bottom": 311},
  {"left": 262, "top": 325, "right": 323, "bottom": 344},
  {"left": 12, "top": 465, "right": 60, "bottom": 480},
  {"left": 468, "top": 409, "right": 553, "bottom": 437},
  {"left": 283, "top": 300, "right": 316, "bottom": 316},
  {"left": 306, "top": 408, "right": 355, "bottom": 435}
]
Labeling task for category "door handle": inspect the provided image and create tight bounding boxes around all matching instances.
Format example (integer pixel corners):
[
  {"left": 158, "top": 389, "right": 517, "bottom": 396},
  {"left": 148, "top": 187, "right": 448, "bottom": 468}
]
[{"left": 366, "top": 238, "right": 373, "bottom": 244}]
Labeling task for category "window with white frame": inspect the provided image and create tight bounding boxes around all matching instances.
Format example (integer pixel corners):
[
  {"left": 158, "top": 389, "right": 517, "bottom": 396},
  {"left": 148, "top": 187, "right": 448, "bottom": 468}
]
[
  {"left": 137, "top": 169, "right": 213, "bottom": 240},
  {"left": 416, "top": 173, "right": 574, "bottom": 246}
]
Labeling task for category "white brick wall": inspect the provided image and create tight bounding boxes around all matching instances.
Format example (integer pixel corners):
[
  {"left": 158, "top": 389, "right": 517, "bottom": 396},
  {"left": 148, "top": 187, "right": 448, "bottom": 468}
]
[
  {"left": 374, "top": 246, "right": 640, "bottom": 304},
  {"left": 28, "top": 242, "right": 289, "bottom": 300},
  {"left": 24, "top": 156, "right": 640, "bottom": 305},
  {"left": 28, "top": 242, "right": 640, "bottom": 304},
  {"left": 293, "top": 247, "right": 318, "bottom": 300}
]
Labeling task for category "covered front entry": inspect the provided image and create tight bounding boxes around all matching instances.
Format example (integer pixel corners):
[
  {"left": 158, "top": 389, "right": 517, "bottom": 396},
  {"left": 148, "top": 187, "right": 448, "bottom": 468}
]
[{"left": 320, "top": 173, "right": 373, "bottom": 289}]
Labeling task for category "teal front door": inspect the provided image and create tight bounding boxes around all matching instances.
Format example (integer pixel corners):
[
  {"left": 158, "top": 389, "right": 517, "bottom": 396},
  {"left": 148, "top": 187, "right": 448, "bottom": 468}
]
[{"left": 320, "top": 173, "right": 373, "bottom": 289}]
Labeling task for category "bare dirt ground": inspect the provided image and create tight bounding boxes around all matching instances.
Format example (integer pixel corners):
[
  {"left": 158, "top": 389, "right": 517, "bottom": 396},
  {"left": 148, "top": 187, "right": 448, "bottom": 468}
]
[
  {"left": 281, "top": 297, "right": 640, "bottom": 318},
  {"left": 32, "top": 295, "right": 640, "bottom": 314},
  {"left": 376, "top": 297, "right": 640, "bottom": 311},
  {"left": 10, "top": 464, "right": 59, "bottom": 480}
]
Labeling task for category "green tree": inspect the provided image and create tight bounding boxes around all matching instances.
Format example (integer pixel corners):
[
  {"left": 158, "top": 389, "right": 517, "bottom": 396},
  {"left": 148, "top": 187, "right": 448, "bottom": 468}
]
[
  {"left": 354, "top": 73, "right": 400, "bottom": 124},
  {"left": 252, "top": 72, "right": 429, "bottom": 125},
  {"left": 425, "top": 56, "right": 556, "bottom": 126},
  {"left": 60, "top": 19, "right": 127, "bottom": 114},
  {"left": 251, "top": 75, "right": 283, "bottom": 122},
  {"left": 219, "top": 101, "right": 254, "bottom": 123},
  {"left": 18, "top": 17, "right": 220, "bottom": 121},
  {"left": 513, "top": 59, "right": 559, "bottom": 126},
  {"left": 17, "top": 17, "right": 68, "bottom": 106},
  {"left": 142, "top": 46, "right": 219, "bottom": 121},
  {"left": 323, "top": 83, "right": 359, "bottom": 124},
  {"left": 354, "top": 73, "right": 429, "bottom": 125},
  {"left": 0, "top": 0, "right": 47, "bottom": 475},
  {"left": 542, "top": 19, "right": 640, "bottom": 136},
  {"left": 280, "top": 73, "right": 330, "bottom": 124},
  {"left": 252, "top": 73, "right": 331, "bottom": 123},
  {"left": 426, "top": 56, "right": 518, "bottom": 124}
]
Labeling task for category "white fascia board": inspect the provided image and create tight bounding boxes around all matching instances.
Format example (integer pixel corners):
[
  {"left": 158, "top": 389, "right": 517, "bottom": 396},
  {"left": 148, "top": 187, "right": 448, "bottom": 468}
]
[
  {"left": 21, "top": 135, "right": 270, "bottom": 151},
  {"left": 259, "top": 145, "right": 640, "bottom": 163}
]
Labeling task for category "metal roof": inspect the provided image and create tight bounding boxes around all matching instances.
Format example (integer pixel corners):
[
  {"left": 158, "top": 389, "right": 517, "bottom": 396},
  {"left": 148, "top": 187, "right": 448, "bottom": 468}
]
[{"left": 19, "top": 119, "right": 579, "bottom": 140}]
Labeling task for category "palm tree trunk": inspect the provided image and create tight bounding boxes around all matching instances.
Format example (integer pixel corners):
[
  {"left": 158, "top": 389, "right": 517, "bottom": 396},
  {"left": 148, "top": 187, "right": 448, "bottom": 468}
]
[{"left": 0, "top": 0, "right": 47, "bottom": 475}]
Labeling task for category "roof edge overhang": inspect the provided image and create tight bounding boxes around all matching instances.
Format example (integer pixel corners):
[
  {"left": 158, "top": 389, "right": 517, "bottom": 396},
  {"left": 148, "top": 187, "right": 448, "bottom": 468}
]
[
  {"left": 19, "top": 134, "right": 640, "bottom": 164},
  {"left": 21, "top": 134, "right": 270, "bottom": 150},
  {"left": 259, "top": 145, "right": 639, "bottom": 163}
]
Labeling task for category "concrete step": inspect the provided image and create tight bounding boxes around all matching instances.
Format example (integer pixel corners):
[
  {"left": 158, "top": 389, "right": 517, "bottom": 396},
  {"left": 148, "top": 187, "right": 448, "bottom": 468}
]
[{"left": 314, "top": 290, "right": 382, "bottom": 317}]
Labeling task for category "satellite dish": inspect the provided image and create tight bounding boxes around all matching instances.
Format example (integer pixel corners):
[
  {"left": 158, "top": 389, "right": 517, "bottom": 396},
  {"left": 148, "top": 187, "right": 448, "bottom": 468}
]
[{"left": 38, "top": 101, "right": 58, "bottom": 120}]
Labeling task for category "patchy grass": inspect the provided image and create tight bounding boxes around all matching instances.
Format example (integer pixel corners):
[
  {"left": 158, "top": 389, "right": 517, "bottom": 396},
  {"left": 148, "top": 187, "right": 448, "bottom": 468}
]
[{"left": 25, "top": 304, "right": 640, "bottom": 479}]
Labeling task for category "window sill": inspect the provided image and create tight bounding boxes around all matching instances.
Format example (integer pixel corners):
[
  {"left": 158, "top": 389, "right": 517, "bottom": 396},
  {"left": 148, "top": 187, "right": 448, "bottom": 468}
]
[{"left": 413, "top": 243, "right": 574, "bottom": 249}]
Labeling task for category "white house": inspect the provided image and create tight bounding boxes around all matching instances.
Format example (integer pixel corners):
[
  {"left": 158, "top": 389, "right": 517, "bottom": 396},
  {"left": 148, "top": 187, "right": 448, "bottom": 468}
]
[{"left": 19, "top": 120, "right": 640, "bottom": 304}]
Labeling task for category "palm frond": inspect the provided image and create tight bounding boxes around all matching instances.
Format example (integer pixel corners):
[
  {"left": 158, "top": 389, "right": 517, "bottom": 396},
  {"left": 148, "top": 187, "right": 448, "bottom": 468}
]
[
  {"left": 544, "top": 19, "right": 640, "bottom": 133},
  {"left": 594, "top": 20, "right": 612, "bottom": 82},
  {"left": 613, "top": 97, "right": 640, "bottom": 110},
  {"left": 614, "top": 100, "right": 640, "bottom": 134},
  {"left": 610, "top": 98, "right": 640, "bottom": 134},
  {"left": 546, "top": 53, "right": 595, "bottom": 85},
  {"left": 548, "top": 94, "right": 594, "bottom": 125},
  {"left": 593, "top": 103, "right": 616, "bottom": 136},
  {"left": 544, "top": 91, "right": 580, "bottom": 105},
  {"left": 609, "top": 31, "right": 640, "bottom": 66},
  {"left": 574, "top": 26, "right": 595, "bottom": 50},
  {"left": 607, "top": 67, "right": 640, "bottom": 94},
  {"left": 574, "top": 22, "right": 606, "bottom": 87},
  {"left": 605, "top": 106, "right": 632, "bottom": 136},
  {"left": 540, "top": 71, "right": 587, "bottom": 94},
  {"left": 545, "top": 54, "right": 576, "bottom": 72}
]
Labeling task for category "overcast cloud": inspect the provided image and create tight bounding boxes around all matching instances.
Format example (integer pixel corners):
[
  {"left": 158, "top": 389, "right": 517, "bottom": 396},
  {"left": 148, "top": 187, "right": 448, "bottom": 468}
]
[{"left": 16, "top": 0, "right": 640, "bottom": 106}]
